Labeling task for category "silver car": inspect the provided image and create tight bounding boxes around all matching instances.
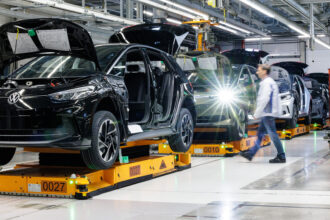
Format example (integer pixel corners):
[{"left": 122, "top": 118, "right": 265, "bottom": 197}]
[{"left": 270, "top": 63, "right": 312, "bottom": 128}]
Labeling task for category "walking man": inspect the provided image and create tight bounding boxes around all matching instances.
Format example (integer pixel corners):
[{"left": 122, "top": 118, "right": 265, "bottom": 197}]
[{"left": 241, "top": 64, "right": 286, "bottom": 163}]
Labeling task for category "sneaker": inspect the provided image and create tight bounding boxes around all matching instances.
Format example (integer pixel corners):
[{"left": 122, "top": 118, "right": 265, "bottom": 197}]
[
  {"left": 240, "top": 151, "right": 253, "bottom": 161},
  {"left": 269, "top": 156, "right": 286, "bottom": 163}
]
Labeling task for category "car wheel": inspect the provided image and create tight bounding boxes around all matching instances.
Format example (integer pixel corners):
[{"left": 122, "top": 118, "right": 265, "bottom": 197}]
[
  {"left": 288, "top": 105, "right": 298, "bottom": 129},
  {"left": 321, "top": 105, "right": 328, "bottom": 126},
  {"left": 0, "top": 147, "right": 16, "bottom": 166},
  {"left": 81, "top": 111, "right": 120, "bottom": 170},
  {"left": 230, "top": 109, "right": 247, "bottom": 141},
  {"left": 168, "top": 108, "right": 194, "bottom": 153},
  {"left": 304, "top": 104, "right": 312, "bottom": 125}
]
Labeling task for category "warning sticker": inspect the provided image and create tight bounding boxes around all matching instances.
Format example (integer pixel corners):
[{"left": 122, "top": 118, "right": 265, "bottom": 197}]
[{"left": 159, "top": 160, "right": 167, "bottom": 169}]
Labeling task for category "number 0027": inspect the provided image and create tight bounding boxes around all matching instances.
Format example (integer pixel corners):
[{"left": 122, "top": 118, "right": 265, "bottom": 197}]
[{"left": 41, "top": 181, "right": 67, "bottom": 193}]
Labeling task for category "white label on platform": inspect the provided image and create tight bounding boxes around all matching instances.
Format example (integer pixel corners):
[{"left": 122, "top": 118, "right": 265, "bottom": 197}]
[
  {"left": 28, "top": 183, "right": 41, "bottom": 192},
  {"left": 194, "top": 148, "right": 203, "bottom": 154}
]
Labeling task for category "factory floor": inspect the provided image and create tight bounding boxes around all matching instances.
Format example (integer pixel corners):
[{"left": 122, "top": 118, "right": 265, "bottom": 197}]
[{"left": 0, "top": 130, "right": 329, "bottom": 220}]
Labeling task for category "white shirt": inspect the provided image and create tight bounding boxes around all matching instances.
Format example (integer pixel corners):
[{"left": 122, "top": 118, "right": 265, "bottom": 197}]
[{"left": 254, "top": 76, "right": 282, "bottom": 119}]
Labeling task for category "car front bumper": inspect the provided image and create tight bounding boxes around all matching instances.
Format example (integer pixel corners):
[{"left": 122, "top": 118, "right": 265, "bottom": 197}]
[
  {"left": 0, "top": 96, "right": 94, "bottom": 150},
  {"left": 277, "top": 97, "right": 295, "bottom": 120}
]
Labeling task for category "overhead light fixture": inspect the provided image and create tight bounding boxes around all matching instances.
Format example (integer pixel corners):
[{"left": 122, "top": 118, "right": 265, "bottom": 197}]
[
  {"left": 25, "top": 0, "right": 139, "bottom": 25},
  {"left": 215, "top": 25, "right": 238, "bottom": 34},
  {"left": 298, "top": 35, "right": 310, "bottom": 39},
  {"left": 314, "top": 38, "right": 330, "bottom": 50},
  {"left": 288, "top": 24, "right": 309, "bottom": 37},
  {"left": 143, "top": 11, "right": 153, "bottom": 16},
  {"left": 317, "top": 34, "right": 326, "bottom": 37},
  {"left": 245, "top": 37, "right": 272, "bottom": 42},
  {"left": 166, "top": 18, "right": 182, "bottom": 25},
  {"left": 134, "top": 8, "right": 154, "bottom": 16},
  {"left": 158, "top": 0, "right": 209, "bottom": 20},
  {"left": 219, "top": 21, "right": 251, "bottom": 34},
  {"left": 240, "top": 0, "right": 275, "bottom": 18},
  {"left": 136, "top": 0, "right": 196, "bottom": 19}
]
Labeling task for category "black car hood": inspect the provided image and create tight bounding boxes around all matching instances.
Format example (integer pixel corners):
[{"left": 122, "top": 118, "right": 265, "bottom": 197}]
[
  {"left": 221, "top": 49, "right": 268, "bottom": 67},
  {"left": 272, "top": 62, "right": 308, "bottom": 76},
  {"left": 0, "top": 18, "right": 99, "bottom": 71},
  {"left": 109, "top": 23, "right": 195, "bottom": 55}
]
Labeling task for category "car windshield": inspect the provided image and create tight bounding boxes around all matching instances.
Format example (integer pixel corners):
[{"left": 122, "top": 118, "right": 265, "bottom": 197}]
[
  {"left": 7, "top": 45, "right": 123, "bottom": 79},
  {"left": 270, "top": 66, "right": 291, "bottom": 93},
  {"left": 176, "top": 53, "right": 234, "bottom": 91}
]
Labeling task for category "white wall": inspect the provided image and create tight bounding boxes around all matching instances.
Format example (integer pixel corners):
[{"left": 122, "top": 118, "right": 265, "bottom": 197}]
[{"left": 306, "top": 37, "right": 330, "bottom": 74}]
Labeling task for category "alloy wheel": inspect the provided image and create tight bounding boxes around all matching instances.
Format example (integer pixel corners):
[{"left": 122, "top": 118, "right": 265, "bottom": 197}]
[
  {"left": 97, "top": 119, "right": 119, "bottom": 162},
  {"left": 181, "top": 114, "right": 193, "bottom": 147}
]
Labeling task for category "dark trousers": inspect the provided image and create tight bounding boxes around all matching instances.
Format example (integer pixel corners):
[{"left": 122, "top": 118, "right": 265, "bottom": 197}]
[{"left": 249, "top": 116, "right": 286, "bottom": 159}]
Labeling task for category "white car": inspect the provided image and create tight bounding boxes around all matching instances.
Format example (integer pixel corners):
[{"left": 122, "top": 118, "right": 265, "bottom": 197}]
[{"left": 270, "top": 63, "right": 312, "bottom": 128}]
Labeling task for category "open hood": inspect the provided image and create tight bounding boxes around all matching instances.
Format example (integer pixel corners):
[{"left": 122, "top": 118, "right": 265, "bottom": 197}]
[
  {"left": 306, "top": 72, "right": 329, "bottom": 84},
  {"left": 0, "top": 18, "right": 99, "bottom": 71},
  {"left": 221, "top": 49, "right": 268, "bottom": 67},
  {"left": 109, "top": 23, "right": 196, "bottom": 55},
  {"left": 272, "top": 62, "right": 308, "bottom": 76}
]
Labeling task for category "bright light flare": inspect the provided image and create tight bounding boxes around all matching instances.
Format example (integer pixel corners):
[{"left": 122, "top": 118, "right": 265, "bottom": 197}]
[{"left": 216, "top": 87, "right": 240, "bottom": 105}]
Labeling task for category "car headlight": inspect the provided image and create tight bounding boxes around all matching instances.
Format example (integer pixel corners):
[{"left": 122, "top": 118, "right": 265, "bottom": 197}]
[
  {"left": 281, "top": 94, "right": 292, "bottom": 100},
  {"left": 49, "top": 86, "right": 95, "bottom": 101}
]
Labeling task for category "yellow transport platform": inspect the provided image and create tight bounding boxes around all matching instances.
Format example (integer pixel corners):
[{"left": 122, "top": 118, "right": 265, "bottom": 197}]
[
  {"left": 0, "top": 140, "right": 191, "bottom": 200},
  {"left": 159, "top": 126, "right": 271, "bottom": 157},
  {"left": 277, "top": 124, "right": 310, "bottom": 140}
]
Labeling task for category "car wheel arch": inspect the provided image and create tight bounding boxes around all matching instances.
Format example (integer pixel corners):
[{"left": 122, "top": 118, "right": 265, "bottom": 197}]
[
  {"left": 181, "top": 97, "right": 196, "bottom": 126},
  {"left": 93, "top": 97, "right": 127, "bottom": 141}
]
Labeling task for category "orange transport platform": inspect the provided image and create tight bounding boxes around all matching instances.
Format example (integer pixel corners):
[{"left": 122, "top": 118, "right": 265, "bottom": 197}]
[{"left": 0, "top": 140, "right": 191, "bottom": 200}]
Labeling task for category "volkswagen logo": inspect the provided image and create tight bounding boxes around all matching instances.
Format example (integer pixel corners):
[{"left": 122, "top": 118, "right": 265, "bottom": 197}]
[{"left": 8, "top": 92, "right": 21, "bottom": 104}]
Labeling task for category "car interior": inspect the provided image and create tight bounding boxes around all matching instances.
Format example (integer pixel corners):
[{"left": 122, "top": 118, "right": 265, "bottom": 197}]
[
  {"left": 146, "top": 50, "right": 175, "bottom": 122},
  {"left": 123, "top": 49, "right": 150, "bottom": 123}
]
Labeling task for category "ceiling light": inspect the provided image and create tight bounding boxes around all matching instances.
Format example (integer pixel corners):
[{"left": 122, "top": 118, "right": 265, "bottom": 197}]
[
  {"left": 215, "top": 25, "right": 238, "bottom": 34},
  {"left": 166, "top": 18, "right": 182, "bottom": 25},
  {"left": 26, "top": 0, "right": 138, "bottom": 25},
  {"left": 298, "top": 35, "right": 310, "bottom": 39},
  {"left": 158, "top": 0, "right": 209, "bottom": 20},
  {"left": 317, "top": 34, "right": 326, "bottom": 37},
  {"left": 219, "top": 21, "right": 251, "bottom": 34},
  {"left": 245, "top": 37, "right": 272, "bottom": 42},
  {"left": 143, "top": 11, "right": 153, "bottom": 16},
  {"left": 288, "top": 24, "right": 309, "bottom": 37},
  {"left": 314, "top": 38, "right": 330, "bottom": 50},
  {"left": 136, "top": 0, "right": 196, "bottom": 19},
  {"left": 240, "top": 0, "right": 275, "bottom": 18}
]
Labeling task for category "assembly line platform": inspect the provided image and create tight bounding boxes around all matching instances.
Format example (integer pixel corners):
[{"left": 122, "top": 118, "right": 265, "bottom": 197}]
[{"left": 0, "top": 140, "right": 191, "bottom": 200}]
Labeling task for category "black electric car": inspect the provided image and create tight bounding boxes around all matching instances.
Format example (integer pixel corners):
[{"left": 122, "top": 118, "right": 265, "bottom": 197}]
[
  {"left": 0, "top": 19, "right": 196, "bottom": 169},
  {"left": 111, "top": 24, "right": 255, "bottom": 142},
  {"left": 303, "top": 77, "right": 328, "bottom": 125}
]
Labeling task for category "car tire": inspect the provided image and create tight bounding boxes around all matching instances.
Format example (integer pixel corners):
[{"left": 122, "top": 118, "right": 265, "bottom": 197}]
[
  {"left": 0, "top": 147, "right": 16, "bottom": 166},
  {"left": 304, "top": 104, "right": 312, "bottom": 125},
  {"left": 81, "top": 111, "right": 120, "bottom": 170},
  {"left": 230, "top": 109, "right": 247, "bottom": 141},
  {"left": 321, "top": 105, "right": 328, "bottom": 126},
  {"left": 168, "top": 108, "right": 194, "bottom": 153},
  {"left": 288, "top": 104, "right": 298, "bottom": 129}
]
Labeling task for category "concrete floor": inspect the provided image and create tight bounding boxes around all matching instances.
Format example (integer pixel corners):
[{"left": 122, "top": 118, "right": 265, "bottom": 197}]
[{"left": 0, "top": 130, "right": 329, "bottom": 220}]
